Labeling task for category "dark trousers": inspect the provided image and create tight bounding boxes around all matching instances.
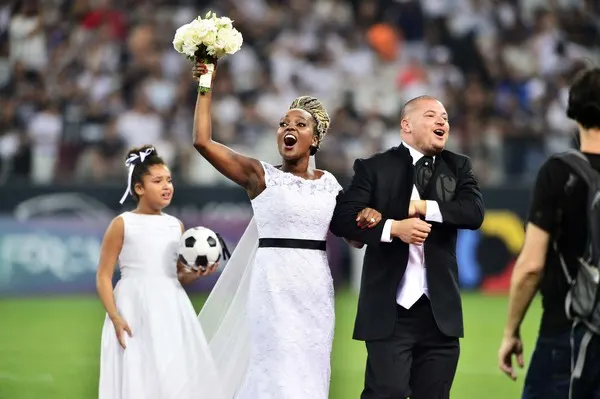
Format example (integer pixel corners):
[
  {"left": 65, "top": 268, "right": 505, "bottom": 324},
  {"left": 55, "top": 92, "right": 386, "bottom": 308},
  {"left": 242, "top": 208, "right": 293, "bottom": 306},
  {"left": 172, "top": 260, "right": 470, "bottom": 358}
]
[
  {"left": 361, "top": 295, "right": 460, "bottom": 399},
  {"left": 523, "top": 325, "right": 600, "bottom": 399}
]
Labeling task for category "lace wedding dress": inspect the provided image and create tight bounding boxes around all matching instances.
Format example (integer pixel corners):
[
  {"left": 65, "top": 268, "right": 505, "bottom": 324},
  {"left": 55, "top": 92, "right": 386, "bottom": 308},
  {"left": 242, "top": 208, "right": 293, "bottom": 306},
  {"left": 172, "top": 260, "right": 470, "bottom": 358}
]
[{"left": 234, "top": 162, "right": 342, "bottom": 399}]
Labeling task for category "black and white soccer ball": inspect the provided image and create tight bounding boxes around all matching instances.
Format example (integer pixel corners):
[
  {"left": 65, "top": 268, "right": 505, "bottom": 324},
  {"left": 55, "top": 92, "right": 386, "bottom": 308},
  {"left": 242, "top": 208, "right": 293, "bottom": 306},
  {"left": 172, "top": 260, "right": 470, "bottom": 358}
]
[{"left": 178, "top": 227, "right": 222, "bottom": 271}]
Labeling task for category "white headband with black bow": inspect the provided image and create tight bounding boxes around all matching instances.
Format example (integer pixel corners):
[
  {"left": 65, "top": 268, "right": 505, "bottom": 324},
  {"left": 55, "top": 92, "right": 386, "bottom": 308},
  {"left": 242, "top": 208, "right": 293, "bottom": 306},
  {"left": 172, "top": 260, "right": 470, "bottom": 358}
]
[{"left": 119, "top": 147, "right": 155, "bottom": 204}]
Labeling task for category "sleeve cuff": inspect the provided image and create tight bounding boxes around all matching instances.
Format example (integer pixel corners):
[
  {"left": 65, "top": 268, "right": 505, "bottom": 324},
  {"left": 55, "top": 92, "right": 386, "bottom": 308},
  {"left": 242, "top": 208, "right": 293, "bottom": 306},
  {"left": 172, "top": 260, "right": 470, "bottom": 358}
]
[
  {"left": 425, "top": 201, "right": 443, "bottom": 223},
  {"left": 381, "top": 219, "right": 393, "bottom": 242}
]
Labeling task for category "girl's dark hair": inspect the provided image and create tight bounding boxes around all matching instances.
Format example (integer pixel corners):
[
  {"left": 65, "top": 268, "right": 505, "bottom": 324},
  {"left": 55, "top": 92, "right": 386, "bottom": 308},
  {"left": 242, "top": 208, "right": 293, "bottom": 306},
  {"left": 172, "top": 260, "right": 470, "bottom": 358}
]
[
  {"left": 567, "top": 68, "right": 600, "bottom": 130},
  {"left": 126, "top": 145, "right": 165, "bottom": 201}
]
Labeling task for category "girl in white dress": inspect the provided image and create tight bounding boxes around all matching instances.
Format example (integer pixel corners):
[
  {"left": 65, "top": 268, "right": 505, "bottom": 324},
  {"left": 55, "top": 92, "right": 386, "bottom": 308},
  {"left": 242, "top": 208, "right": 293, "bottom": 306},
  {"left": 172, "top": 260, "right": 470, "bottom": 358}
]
[
  {"left": 96, "top": 145, "right": 225, "bottom": 399},
  {"left": 191, "top": 63, "right": 380, "bottom": 398}
]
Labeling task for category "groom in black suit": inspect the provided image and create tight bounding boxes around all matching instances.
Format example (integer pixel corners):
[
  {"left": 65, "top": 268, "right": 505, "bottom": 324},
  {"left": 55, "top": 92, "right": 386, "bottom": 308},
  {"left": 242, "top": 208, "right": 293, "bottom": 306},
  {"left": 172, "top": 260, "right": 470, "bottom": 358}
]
[{"left": 330, "top": 96, "right": 484, "bottom": 399}]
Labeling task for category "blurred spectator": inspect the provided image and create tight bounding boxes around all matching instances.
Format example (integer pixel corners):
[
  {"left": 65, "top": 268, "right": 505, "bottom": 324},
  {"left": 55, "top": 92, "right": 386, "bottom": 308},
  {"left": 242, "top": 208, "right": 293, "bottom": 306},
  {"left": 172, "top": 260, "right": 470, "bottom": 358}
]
[
  {"left": 115, "top": 90, "right": 164, "bottom": 149},
  {"left": 78, "top": 118, "right": 125, "bottom": 181},
  {"left": 27, "top": 100, "right": 62, "bottom": 184},
  {"left": 0, "top": 0, "right": 598, "bottom": 187},
  {"left": 9, "top": 0, "right": 47, "bottom": 73}
]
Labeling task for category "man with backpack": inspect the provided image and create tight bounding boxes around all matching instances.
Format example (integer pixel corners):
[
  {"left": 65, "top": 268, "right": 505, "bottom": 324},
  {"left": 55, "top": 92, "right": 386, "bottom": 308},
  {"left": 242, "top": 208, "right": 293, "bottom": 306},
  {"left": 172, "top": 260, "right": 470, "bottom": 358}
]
[{"left": 498, "top": 67, "right": 600, "bottom": 398}]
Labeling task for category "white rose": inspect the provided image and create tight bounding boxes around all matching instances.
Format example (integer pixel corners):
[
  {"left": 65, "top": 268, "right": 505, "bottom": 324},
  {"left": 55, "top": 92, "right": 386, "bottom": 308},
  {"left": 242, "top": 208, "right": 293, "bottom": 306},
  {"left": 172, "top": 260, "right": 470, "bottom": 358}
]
[
  {"left": 172, "top": 23, "right": 192, "bottom": 54},
  {"left": 224, "top": 29, "right": 243, "bottom": 54},
  {"left": 213, "top": 28, "right": 229, "bottom": 51},
  {"left": 194, "top": 18, "right": 217, "bottom": 49},
  {"left": 216, "top": 27, "right": 243, "bottom": 55},
  {"left": 212, "top": 48, "right": 226, "bottom": 59},
  {"left": 195, "top": 18, "right": 218, "bottom": 41},
  {"left": 216, "top": 17, "right": 233, "bottom": 29},
  {"left": 182, "top": 42, "right": 199, "bottom": 57},
  {"left": 206, "top": 47, "right": 219, "bottom": 58},
  {"left": 182, "top": 28, "right": 202, "bottom": 47},
  {"left": 180, "top": 34, "right": 198, "bottom": 56},
  {"left": 202, "top": 29, "right": 218, "bottom": 47}
]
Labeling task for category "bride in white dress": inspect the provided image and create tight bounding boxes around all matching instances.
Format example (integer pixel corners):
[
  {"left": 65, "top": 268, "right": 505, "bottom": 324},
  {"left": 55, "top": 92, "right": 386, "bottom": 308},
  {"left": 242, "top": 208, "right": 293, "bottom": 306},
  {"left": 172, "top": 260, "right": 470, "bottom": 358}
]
[
  {"left": 96, "top": 145, "right": 225, "bottom": 399},
  {"left": 190, "top": 62, "right": 381, "bottom": 398}
]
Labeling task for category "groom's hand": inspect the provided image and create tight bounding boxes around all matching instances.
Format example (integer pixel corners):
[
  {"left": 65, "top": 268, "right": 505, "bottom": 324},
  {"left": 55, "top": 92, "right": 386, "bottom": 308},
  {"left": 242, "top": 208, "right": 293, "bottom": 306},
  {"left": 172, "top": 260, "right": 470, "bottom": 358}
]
[{"left": 391, "top": 218, "right": 431, "bottom": 245}]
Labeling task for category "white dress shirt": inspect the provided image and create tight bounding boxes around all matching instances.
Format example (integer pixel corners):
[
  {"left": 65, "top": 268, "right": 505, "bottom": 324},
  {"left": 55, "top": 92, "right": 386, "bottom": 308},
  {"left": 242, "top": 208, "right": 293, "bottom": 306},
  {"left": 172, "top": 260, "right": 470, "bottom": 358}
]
[{"left": 380, "top": 143, "right": 444, "bottom": 309}]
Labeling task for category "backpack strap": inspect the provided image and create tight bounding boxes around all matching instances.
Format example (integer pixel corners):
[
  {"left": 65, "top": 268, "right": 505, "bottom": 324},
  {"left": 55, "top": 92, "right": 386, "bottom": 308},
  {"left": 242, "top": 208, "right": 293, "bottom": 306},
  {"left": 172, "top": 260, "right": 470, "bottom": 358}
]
[
  {"left": 553, "top": 149, "right": 600, "bottom": 258},
  {"left": 554, "top": 177, "right": 577, "bottom": 320},
  {"left": 555, "top": 150, "right": 600, "bottom": 188},
  {"left": 569, "top": 326, "right": 595, "bottom": 399},
  {"left": 555, "top": 150, "right": 600, "bottom": 265},
  {"left": 551, "top": 151, "right": 583, "bottom": 287},
  {"left": 553, "top": 150, "right": 600, "bottom": 398},
  {"left": 553, "top": 177, "right": 577, "bottom": 282},
  {"left": 551, "top": 151, "right": 598, "bottom": 320}
]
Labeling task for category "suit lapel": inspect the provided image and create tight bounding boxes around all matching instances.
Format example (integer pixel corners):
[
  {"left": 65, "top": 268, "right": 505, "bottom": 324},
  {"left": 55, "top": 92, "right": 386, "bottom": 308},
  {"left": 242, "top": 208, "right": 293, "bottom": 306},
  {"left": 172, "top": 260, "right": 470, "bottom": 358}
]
[
  {"left": 386, "top": 146, "right": 413, "bottom": 219},
  {"left": 423, "top": 156, "right": 442, "bottom": 200},
  {"left": 423, "top": 153, "right": 456, "bottom": 202}
]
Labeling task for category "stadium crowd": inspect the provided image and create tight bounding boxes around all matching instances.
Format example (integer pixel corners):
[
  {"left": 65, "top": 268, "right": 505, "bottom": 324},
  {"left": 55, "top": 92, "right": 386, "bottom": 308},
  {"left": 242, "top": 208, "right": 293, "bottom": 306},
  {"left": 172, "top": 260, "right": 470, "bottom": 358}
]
[{"left": 0, "top": 0, "right": 598, "bottom": 186}]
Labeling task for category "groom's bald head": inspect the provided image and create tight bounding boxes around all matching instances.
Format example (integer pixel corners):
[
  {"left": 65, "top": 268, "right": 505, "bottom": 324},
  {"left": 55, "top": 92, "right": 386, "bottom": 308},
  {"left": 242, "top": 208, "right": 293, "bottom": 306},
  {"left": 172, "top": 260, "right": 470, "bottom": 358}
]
[{"left": 400, "top": 96, "right": 441, "bottom": 120}]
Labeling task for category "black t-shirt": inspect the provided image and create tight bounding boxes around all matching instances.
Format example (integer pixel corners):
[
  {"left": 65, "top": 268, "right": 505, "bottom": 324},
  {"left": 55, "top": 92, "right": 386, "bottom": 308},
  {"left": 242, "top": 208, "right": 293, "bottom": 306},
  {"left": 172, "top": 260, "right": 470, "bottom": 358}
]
[{"left": 528, "top": 153, "right": 600, "bottom": 336}]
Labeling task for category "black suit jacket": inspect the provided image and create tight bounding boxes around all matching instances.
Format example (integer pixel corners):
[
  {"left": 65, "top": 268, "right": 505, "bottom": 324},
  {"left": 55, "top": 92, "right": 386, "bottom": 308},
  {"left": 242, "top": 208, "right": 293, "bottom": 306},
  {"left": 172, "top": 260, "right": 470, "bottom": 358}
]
[{"left": 330, "top": 145, "right": 484, "bottom": 341}]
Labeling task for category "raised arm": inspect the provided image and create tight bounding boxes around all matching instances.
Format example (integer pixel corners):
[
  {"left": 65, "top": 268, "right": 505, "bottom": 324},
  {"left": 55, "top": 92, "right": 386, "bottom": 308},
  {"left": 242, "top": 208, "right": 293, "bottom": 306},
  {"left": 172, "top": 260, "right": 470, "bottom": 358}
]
[{"left": 192, "top": 63, "right": 264, "bottom": 197}]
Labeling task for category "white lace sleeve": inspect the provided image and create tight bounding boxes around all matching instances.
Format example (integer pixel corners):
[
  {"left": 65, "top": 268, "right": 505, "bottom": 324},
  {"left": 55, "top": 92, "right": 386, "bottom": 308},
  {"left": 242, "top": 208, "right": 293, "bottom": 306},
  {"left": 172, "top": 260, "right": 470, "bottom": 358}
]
[
  {"left": 326, "top": 172, "right": 343, "bottom": 194},
  {"left": 260, "top": 161, "right": 275, "bottom": 187}
]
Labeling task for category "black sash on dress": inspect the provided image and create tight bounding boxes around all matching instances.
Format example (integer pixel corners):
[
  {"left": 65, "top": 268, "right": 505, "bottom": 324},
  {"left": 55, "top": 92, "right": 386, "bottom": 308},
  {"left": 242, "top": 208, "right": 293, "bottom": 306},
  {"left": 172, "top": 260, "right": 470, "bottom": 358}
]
[{"left": 258, "top": 238, "right": 326, "bottom": 251}]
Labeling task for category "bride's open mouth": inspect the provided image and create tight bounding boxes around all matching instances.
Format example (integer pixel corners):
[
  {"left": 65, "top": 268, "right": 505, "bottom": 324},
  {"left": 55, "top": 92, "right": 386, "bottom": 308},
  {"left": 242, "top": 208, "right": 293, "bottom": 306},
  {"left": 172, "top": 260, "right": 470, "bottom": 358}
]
[{"left": 283, "top": 134, "right": 297, "bottom": 149}]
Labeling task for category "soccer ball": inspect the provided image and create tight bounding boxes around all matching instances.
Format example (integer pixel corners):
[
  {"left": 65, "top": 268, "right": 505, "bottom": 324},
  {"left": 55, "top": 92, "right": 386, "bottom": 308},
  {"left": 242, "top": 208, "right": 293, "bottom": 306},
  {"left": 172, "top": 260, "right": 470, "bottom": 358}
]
[{"left": 178, "top": 226, "right": 222, "bottom": 271}]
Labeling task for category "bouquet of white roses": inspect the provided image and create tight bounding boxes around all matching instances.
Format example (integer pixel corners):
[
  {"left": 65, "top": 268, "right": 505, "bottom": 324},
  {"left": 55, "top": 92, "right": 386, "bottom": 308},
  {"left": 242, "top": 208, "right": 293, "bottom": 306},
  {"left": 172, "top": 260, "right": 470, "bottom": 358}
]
[{"left": 173, "top": 11, "right": 243, "bottom": 93}]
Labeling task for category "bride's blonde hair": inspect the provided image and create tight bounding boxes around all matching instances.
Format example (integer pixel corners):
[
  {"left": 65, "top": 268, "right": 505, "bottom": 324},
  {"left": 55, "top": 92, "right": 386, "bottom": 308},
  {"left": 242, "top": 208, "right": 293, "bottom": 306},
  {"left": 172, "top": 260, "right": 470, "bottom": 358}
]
[{"left": 289, "top": 96, "right": 330, "bottom": 155}]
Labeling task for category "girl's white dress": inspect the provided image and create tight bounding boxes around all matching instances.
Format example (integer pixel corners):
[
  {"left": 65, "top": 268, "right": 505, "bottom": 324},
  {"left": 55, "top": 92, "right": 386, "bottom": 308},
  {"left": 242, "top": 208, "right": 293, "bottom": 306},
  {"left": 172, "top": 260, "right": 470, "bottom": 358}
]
[{"left": 98, "top": 212, "right": 223, "bottom": 399}]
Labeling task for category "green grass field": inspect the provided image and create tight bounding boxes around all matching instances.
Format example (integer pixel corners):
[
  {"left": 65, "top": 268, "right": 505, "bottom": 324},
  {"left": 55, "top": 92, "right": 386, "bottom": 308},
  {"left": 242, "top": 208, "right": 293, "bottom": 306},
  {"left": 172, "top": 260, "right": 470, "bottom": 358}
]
[{"left": 0, "top": 289, "right": 541, "bottom": 399}]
